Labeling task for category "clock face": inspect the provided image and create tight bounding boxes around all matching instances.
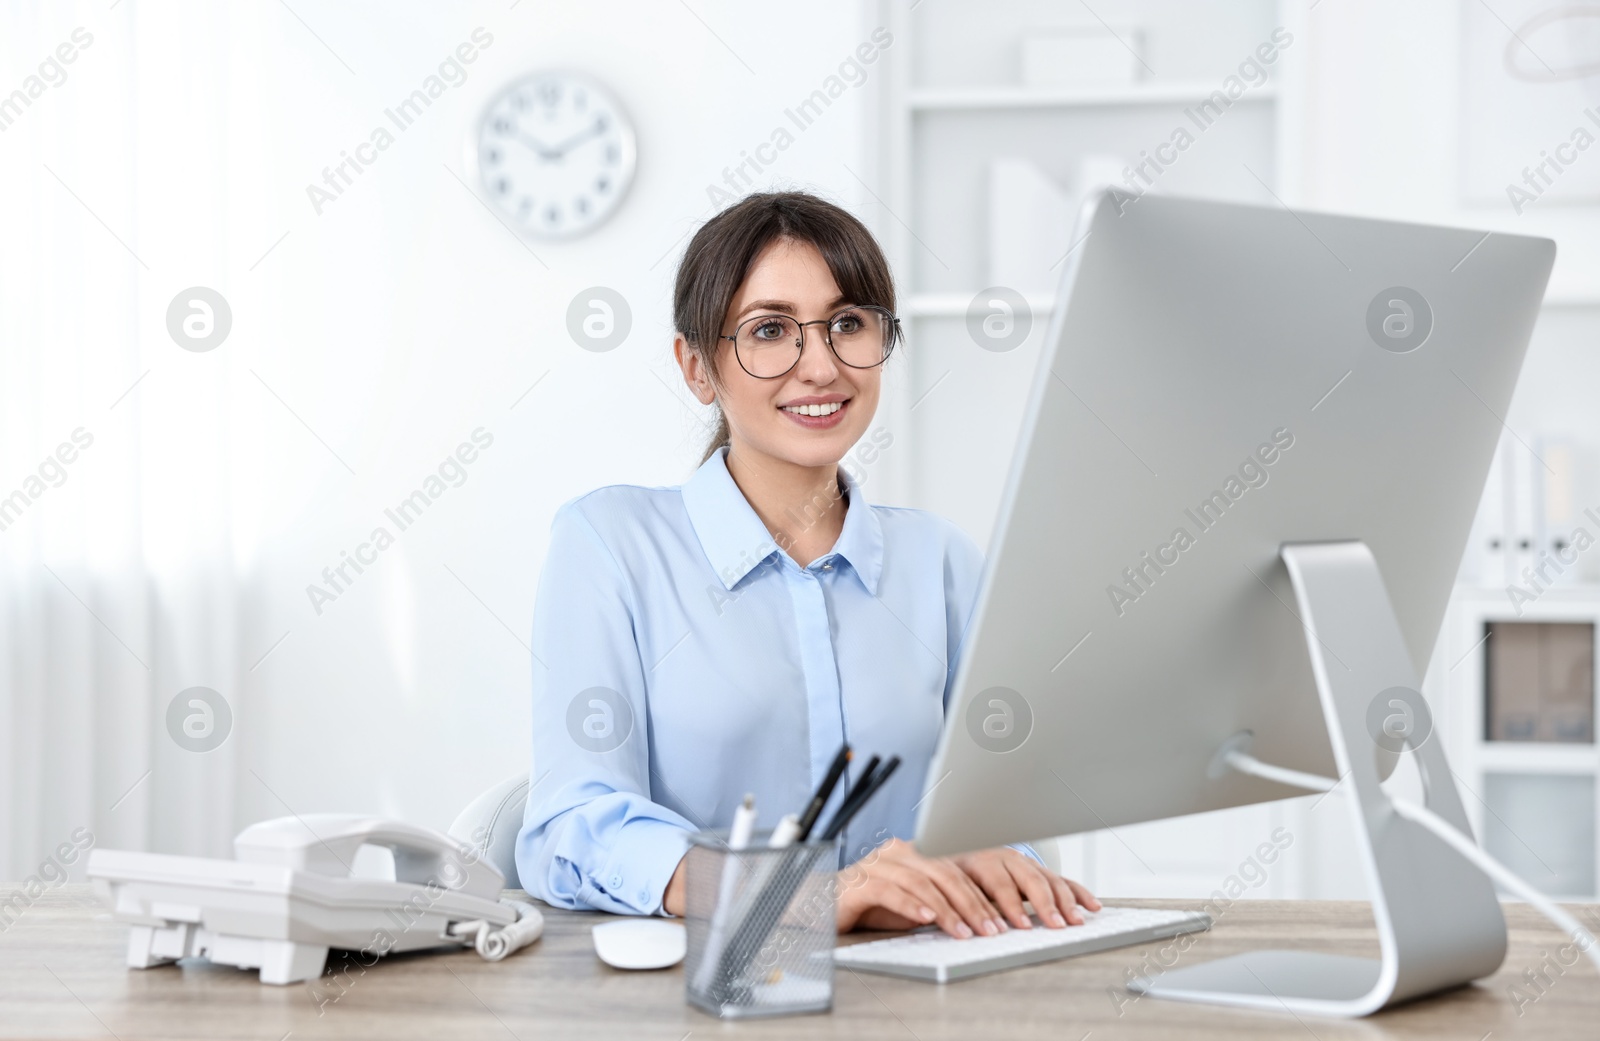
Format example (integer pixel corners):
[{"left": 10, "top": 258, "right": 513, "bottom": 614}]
[{"left": 474, "top": 72, "right": 637, "bottom": 241}]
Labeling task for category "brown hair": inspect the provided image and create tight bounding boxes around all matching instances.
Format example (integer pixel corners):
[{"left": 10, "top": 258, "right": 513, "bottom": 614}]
[{"left": 673, "top": 191, "right": 897, "bottom": 464}]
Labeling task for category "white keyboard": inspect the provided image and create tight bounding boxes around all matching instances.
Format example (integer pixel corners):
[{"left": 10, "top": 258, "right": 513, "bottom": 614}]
[{"left": 833, "top": 906, "right": 1212, "bottom": 983}]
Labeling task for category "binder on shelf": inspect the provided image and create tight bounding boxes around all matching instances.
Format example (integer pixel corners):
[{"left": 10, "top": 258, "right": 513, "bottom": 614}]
[
  {"left": 1485, "top": 621, "right": 1596, "bottom": 743},
  {"left": 1508, "top": 437, "right": 1540, "bottom": 590},
  {"left": 1462, "top": 433, "right": 1509, "bottom": 587},
  {"left": 1536, "top": 434, "right": 1597, "bottom": 586}
]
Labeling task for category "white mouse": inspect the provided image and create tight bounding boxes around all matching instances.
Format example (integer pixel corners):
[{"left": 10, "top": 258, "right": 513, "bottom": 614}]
[{"left": 591, "top": 919, "right": 687, "bottom": 970}]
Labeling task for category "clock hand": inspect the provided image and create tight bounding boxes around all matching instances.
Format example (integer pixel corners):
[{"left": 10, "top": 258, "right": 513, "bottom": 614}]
[
  {"left": 509, "top": 129, "right": 562, "bottom": 161},
  {"left": 544, "top": 118, "right": 608, "bottom": 159}
]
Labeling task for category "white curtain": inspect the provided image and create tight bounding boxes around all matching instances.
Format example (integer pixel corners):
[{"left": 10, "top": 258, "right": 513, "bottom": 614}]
[{"left": 0, "top": 1, "right": 278, "bottom": 875}]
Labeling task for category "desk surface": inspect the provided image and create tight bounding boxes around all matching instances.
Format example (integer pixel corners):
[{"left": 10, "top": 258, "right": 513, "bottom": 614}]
[{"left": 0, "top": 886, "right": 1593, "bottom": 1039}]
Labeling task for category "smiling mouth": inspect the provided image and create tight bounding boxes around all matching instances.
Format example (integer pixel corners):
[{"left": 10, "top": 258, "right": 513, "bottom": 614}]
[{"left": 779, "top": 401, "right": 845, "bottom": 417}]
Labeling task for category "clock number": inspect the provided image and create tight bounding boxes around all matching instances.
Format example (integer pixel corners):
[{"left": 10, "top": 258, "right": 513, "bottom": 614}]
[
  {"left": 539, "top": 82, "right": 560, "bottom": 107},
  {"left": 575, "top": 197, "right": 589, "bottom": 215},
  {"left": 596, "top": 176, "right": 610, "bottom": 193},
  {"left": 606, "top": 144, "right": 619, "bottom": 165},
  {"left": 493, "top": 118, "right": 513, "bottom": 135},
  {"left": 545, "top": 204, "right": 561, "bottom": 225}
]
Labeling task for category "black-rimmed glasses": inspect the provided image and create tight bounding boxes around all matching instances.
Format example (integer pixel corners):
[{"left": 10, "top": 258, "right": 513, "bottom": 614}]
[{"left": 719, "top": 305, "right": 901, "bottom": 379}]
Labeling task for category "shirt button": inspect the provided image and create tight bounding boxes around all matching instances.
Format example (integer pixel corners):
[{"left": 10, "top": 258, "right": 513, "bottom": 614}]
[
  {"left": 638, "top": 888, "right": 650, "bottom": 904},
  {"left": 609, "top": 873, "right": 623, "bottom": 889}
]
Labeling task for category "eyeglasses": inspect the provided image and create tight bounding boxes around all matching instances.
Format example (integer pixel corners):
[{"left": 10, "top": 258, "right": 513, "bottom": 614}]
[{"left": 719, "top": 305, "right": 901, "bottom": 379}]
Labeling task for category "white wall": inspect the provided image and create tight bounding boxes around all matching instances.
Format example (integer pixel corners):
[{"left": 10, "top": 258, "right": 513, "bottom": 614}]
[
  {"left": 236, "top": 0, "right": 890, "bottom": 836},
  {"left": 0, "top": 0, "right": 893, "bottom": 869}
]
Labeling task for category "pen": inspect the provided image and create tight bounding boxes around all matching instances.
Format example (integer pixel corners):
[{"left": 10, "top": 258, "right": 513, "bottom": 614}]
[
  {"left": 713, "top": 753, "right": 903, "bottom": 1005},
  {"left": 819, "top": 756, "right": 900, "bottom": 841},
  {"left": 795, "top": 744, "right": 852, "bottom": 841},
  {"left": 816, "top": 754, "right": 879, "bottom": 840}
]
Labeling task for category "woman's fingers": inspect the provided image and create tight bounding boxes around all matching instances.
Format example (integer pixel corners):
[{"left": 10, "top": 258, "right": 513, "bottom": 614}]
[
  {"left": 926, "top": 858, "right": 1004, "bottom": 936},
  {"left": 857, "top": 876, "right": 940, "bottom": 931},
  {"left": 1062, "top": 875, "right": 1102, "bottom": 913},
  {"left": 875, "top": 861, "right": 973, "bottom": 938},
  {"left": 854, "top": 904, "right": 925, "bottom": 933},
  {"left": 836, "top": 838, "right": 1103, "bottom": 941},
  {"left": 958, "top": 853, "right": 1032, "bottom": 930},
  {"left": 1007, "top": 856, "right": 1077, "bottom": 927}
]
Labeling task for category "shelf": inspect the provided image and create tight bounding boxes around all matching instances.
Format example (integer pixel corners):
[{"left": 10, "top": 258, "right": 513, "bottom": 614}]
[
  {"left": 1474, "top": 744, "right": 1598, "bottom": 773},
  {"left": 907, "top": 81, "right": 1280, "bottom": 112},
  {"left": 907, "top": 292, "right": 1058, "bottom": 318},
  {"left": 1452, "top": 583, "right": 1600, "bottom": 605}
]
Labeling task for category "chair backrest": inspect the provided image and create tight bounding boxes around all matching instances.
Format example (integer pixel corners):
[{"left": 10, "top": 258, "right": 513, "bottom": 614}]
[{"left": 448, "top": 772, "right": 530, "bottom": 890}]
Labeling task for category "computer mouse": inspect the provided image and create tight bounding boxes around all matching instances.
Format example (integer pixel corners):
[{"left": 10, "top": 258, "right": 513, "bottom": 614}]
[{"left": 591, "top": 919, "right": 687, "bottom": 970}]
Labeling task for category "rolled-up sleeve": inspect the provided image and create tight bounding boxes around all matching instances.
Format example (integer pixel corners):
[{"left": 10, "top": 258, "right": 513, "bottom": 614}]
[{"left": 514, "top": 498, "right": 696, "bottom": 915}]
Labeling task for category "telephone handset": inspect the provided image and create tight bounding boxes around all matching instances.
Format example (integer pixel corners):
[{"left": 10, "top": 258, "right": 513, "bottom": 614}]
[
  {"left": 233, "top": 814, "right": 505, "bottom": 900},
  {"left": 89, "top": 814, "right": 543, "bottom": 985}
]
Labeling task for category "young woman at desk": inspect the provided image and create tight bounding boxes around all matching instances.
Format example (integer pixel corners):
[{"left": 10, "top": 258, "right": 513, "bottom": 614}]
[{"left": 514, "top": 191, "right": 1100, "bottom": 940}]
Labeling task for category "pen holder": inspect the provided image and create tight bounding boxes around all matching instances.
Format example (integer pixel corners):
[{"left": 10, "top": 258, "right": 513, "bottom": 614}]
[{"left": 683, "top": 830, "right": 839, "bottom": 1018}]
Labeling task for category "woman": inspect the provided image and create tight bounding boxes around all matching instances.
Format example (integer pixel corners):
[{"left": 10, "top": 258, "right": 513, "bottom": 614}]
[{"left": 514, "top": 191, "right": 1099, "bottom": 939}]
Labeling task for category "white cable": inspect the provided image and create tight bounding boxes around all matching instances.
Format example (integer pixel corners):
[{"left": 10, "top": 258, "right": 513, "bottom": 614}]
[
  {"left": 1223, "top": 749, "right": 1337, "bottom": 794},
  {"left": 1225, "top": 749, "right": 1600, "bottom": 974},
  {"left": 447, "top": 899, "right": 545, "bottom": 961}
]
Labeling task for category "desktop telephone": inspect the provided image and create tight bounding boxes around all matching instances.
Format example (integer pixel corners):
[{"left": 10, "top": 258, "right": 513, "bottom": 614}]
[{"left": 87, "top": 814, "right": 543, "bottom": 985}]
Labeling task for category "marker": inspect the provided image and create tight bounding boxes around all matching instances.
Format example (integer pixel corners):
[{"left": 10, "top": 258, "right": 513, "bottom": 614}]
[
  {"left": 728, "top": 792, "right": 757, "bottom": 851},
  {"left": 767, "top": 813, "right": 800, "bottom": 849},
  {"left": 693, "top": 793, "right": 757, "bottom": 993}
]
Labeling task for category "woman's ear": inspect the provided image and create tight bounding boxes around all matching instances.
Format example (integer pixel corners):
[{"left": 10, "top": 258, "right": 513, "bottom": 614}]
[{"left": 673, "top": 334, "right": 718, "bottom": 406}]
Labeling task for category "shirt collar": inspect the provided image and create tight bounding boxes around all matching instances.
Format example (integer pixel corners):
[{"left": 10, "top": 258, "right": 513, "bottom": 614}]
[{"left": 681, "top": 446, "right": 883, "bottom": 595}]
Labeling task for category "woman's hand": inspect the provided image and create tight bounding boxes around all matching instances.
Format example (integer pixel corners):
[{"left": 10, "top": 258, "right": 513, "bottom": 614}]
[
  {"left": 835, "top": 837, "right": 1100, "bottom": 938},
  {"left": 949, "top": 846, "right": 1100, "bottom": 930}
]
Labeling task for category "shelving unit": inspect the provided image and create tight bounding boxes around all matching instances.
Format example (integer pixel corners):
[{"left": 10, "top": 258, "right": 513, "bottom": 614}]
[
  {"left": 1441, "top": 587, "right": 1600, "bottom": 900},
  {"left": 907, "top": 81, "right": 1279, "bottom": 111},
  {"left": 858, "top": 0, "right": 1597, "bottom": 906},
  {"left": 869, "top": 0, "right": 1299, "bottom": 536},
  {"left": 865, "top": 0, "right": 1317, "bottom": 901}
]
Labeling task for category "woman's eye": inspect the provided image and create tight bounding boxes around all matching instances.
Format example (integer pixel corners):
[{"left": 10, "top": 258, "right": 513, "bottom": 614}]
[
  {"left": 752, "top": 321, "right": 786, "bottom": 341},
  {"left": 832, "top": 315, "right": 862, "bottom": 333}
]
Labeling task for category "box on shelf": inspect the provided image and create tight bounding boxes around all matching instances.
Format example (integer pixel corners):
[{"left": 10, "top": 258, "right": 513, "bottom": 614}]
[{"left": 1485, "top": 621, "right": 1595, "bottom": 743}]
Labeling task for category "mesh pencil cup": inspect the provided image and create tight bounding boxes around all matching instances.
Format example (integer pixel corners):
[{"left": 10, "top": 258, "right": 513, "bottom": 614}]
[{"left": 683, "top": 830, "right": 839, "bottom": 1018}]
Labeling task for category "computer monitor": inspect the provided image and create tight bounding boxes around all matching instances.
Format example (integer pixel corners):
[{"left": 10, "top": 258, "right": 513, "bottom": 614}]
[{"left": 913, "top": 190, "right": 1554, "bottom": 1016}]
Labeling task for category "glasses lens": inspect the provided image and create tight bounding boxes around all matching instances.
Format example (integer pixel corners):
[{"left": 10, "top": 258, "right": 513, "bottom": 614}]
[
  {"left": 829, "top": 307, "right": 891, "bottom": 368},
  {"left": 735, "top": 315, "right": 802, "bottom": 377}
]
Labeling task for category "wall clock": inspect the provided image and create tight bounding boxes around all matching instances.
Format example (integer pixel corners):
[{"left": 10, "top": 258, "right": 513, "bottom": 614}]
[{"left": 474, "top": 71, "right": 637, "bottom": 240}]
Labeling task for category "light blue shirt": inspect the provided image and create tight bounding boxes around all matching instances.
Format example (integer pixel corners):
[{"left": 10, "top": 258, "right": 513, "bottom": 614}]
[{"left": 514, "top": 445, "right": 1023, "bottom": 916}]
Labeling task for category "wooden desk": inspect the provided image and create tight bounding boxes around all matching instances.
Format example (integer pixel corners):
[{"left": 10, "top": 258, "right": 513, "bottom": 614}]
[{"left": 1, "top": 886, "right": 1594, "bottom": 1039}]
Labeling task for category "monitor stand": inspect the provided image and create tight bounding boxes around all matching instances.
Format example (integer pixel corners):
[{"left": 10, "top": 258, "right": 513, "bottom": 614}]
[{"left": 1128, "top": 540, "right": 1507, "bottom": 1017}]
